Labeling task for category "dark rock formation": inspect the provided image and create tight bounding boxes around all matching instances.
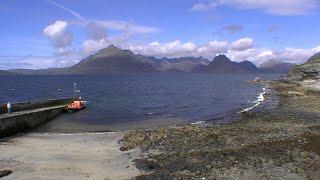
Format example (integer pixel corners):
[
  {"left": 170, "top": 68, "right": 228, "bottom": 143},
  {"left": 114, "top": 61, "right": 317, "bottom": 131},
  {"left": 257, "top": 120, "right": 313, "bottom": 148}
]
[{"left": 193, "top": 55, "right": 260, "bottom": 74}]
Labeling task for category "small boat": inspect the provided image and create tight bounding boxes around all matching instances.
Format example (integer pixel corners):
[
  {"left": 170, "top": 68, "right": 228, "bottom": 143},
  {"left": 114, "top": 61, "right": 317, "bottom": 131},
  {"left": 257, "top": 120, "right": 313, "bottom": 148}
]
[{"left": 65, "top": 100, "right": 86, "bottom": 112}]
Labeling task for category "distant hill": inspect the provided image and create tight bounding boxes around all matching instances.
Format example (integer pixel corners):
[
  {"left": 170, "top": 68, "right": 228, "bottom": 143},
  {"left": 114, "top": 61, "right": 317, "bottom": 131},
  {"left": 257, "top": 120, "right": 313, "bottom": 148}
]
[
  {"left": 289, "top": 52, "right": 320, "bottom": 80},
  {"left": 8, "top": 47, "right": 210, "bottom": 74},
  {"left": 8, "top": 68, "right": 70, "bottom": 75},
  {"left": 259, "top": 60, "right": 294, "bottom": 74},
  {"left": 193, "top": 55, "right": 260, "bottom": 74},
  {"left": 69, "top": 45, "right": 157, "bottom": 74},
  {"left": 0, "top": 70, "right": 15, "bottom": 75},
  {"left": 7, "top": 47, "right": 288, "bottom": 75},
  {"left": 8, "top": 69, "right": 37, "bottom": 74},
  {"left": 149, "top": 56, "right": 209, "bottom": 72}
]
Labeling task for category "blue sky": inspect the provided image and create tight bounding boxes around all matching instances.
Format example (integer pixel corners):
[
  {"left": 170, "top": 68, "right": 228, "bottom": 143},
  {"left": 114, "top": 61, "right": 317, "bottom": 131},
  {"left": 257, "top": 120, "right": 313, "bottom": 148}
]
[{"left": 1, "top": 0, "right": 320, "bottom": 69}]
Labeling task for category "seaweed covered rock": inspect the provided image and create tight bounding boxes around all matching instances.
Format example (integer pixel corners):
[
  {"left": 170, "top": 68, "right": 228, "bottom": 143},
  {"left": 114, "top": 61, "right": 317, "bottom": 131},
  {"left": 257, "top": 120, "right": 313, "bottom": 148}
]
[{"left": 0, "top": 170, "right": 13, "bottom": 178}]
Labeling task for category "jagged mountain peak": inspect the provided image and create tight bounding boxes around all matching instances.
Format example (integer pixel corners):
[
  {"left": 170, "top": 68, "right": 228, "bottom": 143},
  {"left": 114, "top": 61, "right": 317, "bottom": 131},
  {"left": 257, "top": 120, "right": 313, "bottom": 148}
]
[
  {"left": 94, "top": 45, "right": 128, "bottom": 57},
  {"left": 212, "top": 55, "right": 232, "bottom": 63}
]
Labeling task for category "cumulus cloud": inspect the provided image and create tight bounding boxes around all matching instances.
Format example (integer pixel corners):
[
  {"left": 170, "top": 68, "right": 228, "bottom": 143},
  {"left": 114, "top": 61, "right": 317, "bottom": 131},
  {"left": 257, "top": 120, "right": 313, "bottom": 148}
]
[
  {"left": 230, "top": 37, "right": 253, "bottom": 51},
  {"left": 123, "top": 37, "right": 320, "bottom": 65},
  {"left": 125, "top": 40, "right": 230, "bottom": 58},
  {"left": 228, "top": 49, "right": 256, "bottom": 62},
  {"left": 126, "top": 40, "right": 196, "bottom": 57},
  {"left": 229, "top": 47, "right": 320, "bottom": 65},
  {"left": 43, "top": 20, "right": 72, "bottom": 55},
  {"left": 191, "top": 0, "right": 319, "bottom": 15},
  {"left": 81, "top": 39, "right": 111, "bottom": 56},
  {"left": 267, "top": 48, "right": 319, "bottom": 64},
  {"left": 196, "top": 40, "right": 229, "bottom": 57},
  {"left": 45, "top": 0, "right": 160, "bottom": 59},
  {"left": 125, "top": 38, "right": 253, "bottom": 59}
]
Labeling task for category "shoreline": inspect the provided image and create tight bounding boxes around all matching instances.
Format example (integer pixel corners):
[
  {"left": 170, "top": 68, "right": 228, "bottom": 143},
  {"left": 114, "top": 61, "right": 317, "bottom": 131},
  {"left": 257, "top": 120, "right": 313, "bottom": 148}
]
[
  {"left": 0, "top": 80, "right": 275, "bottom": 180},
  {"left": 1, "top": 80, "right": 319, "bottom": 179},
  {"left": 120, "top": 80, "right": 320, "bottom": 179}
]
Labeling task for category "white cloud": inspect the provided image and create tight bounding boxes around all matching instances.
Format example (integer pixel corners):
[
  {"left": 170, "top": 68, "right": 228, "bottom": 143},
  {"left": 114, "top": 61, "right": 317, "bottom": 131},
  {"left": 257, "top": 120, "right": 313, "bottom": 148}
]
[
  {"left": 5, "top": 37, "right": 320, "bottom": 69},
  {"left": 191, "top": 0, "right": 319, "bottom": 15},
  {"left": 241, "top": 47, "right": 320, "bottom": 65},
  {"left": 124, "top": 38, "right": 319, "bottom": 65},
  {"left": 228, "top": 49, "right": 256, "bottom": 62},
  {"left": 43, "top": 20, "right": 72, "bottom": 55},
  {"left": 81, "top": 39, "right": 111, "bottom": 56},
  {"left": 125, "top": 39, "right": 231, "bottom": 59},
  {"left": 230, "top": 37, "right": 253, "bottom": 51},
  {"left": 43, "top": 20, "right": 67, "bottom": 37},
  {"left": 273, "top": 48, "right": 318, "bottom": 64},
  {"left": 126, "top": 40, "right": 196, "bottom": 57},
  {"left": 196, "top": 40, "right": 229, "bottom": 57},
  {"left": 125, "top": 40, "right": 229, "bottom": 58}
]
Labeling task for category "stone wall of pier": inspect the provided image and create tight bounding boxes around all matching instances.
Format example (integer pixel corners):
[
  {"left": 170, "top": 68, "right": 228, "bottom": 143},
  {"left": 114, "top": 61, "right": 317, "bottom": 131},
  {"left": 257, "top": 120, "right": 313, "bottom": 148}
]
[{"left": 0, "top": 98, "right": 73, "bottom": 115}]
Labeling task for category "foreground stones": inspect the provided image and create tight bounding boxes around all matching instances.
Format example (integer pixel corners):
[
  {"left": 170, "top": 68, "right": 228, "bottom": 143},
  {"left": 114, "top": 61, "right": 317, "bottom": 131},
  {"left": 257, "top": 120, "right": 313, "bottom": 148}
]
[
  {"left": 121, "top": 80, "right": 320, "bottom": 179},
  {"left": 0, "top": 170, "right": 13, "bottom": 178}
]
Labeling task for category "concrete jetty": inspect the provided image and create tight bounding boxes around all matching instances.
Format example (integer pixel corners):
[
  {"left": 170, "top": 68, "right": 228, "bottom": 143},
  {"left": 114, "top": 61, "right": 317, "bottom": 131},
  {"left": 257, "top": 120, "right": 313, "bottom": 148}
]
[{"left": 0, "top": 98, "right": 73, "bottom": 138}]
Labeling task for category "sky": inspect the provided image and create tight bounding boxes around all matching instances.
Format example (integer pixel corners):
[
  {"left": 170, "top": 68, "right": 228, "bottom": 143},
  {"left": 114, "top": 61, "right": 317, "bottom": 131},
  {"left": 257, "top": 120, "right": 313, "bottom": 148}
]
[{"left": 0, "top": 0, "right": 320, "bottom": 70}]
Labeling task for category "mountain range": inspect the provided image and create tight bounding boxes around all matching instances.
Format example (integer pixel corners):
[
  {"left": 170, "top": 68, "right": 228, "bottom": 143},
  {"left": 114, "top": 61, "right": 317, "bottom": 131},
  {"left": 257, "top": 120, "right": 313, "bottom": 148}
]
[
  {"left": 193, "top": 55, "right": 260, "bottom": 74},
  {"left": 288, "top": 52, "right": 320, "bottom": 80},
  {"left": 259, "top": 60, "right": 294, "bottom": 74},
  {"left": 149, "top": 56, "right": 209, "bottom": 72},
  {"left": 0, "top": 70, "right": 15, "bottom": 75},
  {"left": 6, "top": 45, "right": 297, "bottom": 75}
]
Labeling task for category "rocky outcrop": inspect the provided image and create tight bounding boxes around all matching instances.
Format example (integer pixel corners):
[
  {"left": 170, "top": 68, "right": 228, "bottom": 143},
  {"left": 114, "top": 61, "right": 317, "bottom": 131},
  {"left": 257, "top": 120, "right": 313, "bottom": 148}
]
[{"left": 288, "top": 52, "right": 320, "bottom": 81}]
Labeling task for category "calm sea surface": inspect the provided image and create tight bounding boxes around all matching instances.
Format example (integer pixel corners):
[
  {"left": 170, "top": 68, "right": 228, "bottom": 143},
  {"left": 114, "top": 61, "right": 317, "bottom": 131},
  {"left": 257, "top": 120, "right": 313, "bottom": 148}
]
[{"left": 0, "top": 73, "right": 279, "bottom": 132}]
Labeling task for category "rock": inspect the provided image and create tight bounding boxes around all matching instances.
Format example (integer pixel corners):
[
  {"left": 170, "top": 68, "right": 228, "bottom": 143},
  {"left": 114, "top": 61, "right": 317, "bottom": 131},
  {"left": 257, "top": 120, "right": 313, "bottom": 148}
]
[
  {"left": 0, "top": 170, "right": 13, "bottom": 178},
  {"left": 120, "top": 131, "right": 147, "bottom": 151},
  {"left": 254, "top": 77, "right": 261, "bottom": 82}
]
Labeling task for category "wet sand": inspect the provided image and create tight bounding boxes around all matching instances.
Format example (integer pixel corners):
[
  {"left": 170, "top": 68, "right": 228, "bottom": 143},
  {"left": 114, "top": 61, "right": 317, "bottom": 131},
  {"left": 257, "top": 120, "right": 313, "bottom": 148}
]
[{"left": 0, "top": 132, "right": 141, "bottom": 179}]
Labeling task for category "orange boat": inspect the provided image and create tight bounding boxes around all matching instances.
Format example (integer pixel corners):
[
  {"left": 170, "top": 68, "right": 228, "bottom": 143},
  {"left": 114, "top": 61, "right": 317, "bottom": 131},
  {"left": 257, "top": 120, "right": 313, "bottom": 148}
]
[{"left": 65, "top": 100, "right": 86, "bottom": 112}]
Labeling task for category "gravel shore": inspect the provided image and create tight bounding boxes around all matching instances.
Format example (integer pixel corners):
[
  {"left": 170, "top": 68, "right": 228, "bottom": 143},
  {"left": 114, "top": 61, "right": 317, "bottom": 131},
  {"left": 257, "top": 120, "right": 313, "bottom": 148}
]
[{"left": 121, "top": 80, "right": 320, "bottom": 179}]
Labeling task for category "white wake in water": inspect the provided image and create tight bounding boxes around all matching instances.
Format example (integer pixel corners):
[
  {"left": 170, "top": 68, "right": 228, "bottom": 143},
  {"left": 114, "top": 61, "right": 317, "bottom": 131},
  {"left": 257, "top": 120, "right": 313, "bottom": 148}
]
[
  {"left": 190, "top": 120, "right": 206, "bottom": 125},
  {"left": 238, "top": 87, "right": 266, "bottom": 113}
]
